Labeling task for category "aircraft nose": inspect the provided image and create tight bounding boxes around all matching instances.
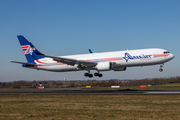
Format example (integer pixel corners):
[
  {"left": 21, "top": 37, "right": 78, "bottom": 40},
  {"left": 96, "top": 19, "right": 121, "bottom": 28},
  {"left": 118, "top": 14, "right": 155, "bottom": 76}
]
[{"left": 170, "top": 53, "right": 175, "bottom": 59}]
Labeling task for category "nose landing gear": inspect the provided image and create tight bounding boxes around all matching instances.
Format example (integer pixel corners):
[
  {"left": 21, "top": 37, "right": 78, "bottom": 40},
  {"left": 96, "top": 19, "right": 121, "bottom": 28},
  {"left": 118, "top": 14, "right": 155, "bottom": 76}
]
[{"left": 159, "top": 64, "right": 163, "bottom": 72}]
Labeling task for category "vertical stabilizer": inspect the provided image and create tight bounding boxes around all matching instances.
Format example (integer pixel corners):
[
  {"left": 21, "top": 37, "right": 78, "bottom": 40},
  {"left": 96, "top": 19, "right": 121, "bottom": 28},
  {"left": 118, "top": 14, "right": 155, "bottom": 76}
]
[{"left": 17, "top": 35, "right": 44, "bottom": 63}]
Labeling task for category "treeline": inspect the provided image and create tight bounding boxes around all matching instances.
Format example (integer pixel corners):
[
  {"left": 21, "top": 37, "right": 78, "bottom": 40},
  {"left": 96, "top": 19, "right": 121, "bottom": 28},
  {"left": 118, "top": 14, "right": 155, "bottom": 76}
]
[
  {"left": 0, "top": 80, "right": 63, "bottom": 88},
  {"left": 0, "top": 76, "right": 180, "bottom": 88},
  {"left": 84, "top": 76, "right": 180, "bottom": 87}
]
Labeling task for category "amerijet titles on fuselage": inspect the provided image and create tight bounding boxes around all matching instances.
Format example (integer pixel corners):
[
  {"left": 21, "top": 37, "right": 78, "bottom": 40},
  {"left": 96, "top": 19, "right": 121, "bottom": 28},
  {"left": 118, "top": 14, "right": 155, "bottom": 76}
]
[
  {"left": 11, "top": 35, "right": 174, "bottom": 78},
  {"left": 122, "top": 53, "right": 152, "bottom": 62}
]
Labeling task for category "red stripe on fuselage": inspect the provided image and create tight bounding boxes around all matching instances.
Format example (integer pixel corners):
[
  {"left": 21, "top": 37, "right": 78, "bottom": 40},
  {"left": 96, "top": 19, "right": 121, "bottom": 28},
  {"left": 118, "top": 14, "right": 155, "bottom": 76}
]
[
  {"left": 153, "top": 54, "right": 169, "bottom": 58},
  {"left": 36, "top": 57, "right": 123, "bottom": 66},
  {"left": 36, "top": 59, "right": 58, "bottom": 64},
  {"left": 87, "top": 57, "right": 122, "bottom": 61},
  {"left": 153, "top": 54, "right": 170, "bottom": 56}
]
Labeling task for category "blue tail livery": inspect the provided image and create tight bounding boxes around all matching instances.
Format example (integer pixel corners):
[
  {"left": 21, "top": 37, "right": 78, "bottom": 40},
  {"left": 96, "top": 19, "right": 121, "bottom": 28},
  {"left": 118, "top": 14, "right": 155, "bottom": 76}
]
[{"left": 17, "top": 35, "right": 44, "bottom": 63}]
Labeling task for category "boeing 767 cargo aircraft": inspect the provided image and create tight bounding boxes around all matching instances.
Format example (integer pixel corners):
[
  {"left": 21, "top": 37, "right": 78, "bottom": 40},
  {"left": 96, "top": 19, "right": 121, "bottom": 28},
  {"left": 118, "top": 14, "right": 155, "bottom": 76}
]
[{"left": 11, "top": 35, "right": 174, "bottom": 78}]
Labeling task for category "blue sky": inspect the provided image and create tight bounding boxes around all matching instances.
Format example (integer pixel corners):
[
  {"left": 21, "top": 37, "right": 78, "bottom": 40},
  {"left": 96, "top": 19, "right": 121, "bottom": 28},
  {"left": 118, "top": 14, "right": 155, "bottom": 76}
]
[{"left": 0, "top": 0, "right": 180, "bottom": 82}]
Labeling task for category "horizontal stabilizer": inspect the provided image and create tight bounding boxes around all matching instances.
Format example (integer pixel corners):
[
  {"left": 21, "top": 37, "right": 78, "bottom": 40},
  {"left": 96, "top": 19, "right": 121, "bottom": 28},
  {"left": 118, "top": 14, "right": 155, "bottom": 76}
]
[{"left": 11, "top": 61, "right": 37, "bottom": 66}]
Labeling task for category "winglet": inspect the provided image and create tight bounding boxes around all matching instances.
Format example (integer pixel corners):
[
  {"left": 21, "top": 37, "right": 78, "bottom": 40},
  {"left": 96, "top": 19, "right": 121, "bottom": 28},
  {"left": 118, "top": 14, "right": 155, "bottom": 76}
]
[{"left": 88, "top": 49, "right": 93, "bottom": 53}]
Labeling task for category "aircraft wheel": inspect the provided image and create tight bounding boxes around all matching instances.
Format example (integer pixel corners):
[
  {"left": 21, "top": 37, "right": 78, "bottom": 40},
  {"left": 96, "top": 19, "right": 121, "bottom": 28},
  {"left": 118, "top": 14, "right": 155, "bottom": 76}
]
[
  {"left": 159, "top": 68, "right": 163, "bottom": 72},
  {"left": 88, "top": 74, "right": 93, "bottom": 78},
  {"left": 98, "top": 74, "right": 102, "bottom": 77},
  {"left": 94, "top": 73, "right": 99, "bottom": 76},
  {"left": 84, "top": 73, "right": 89, "bottom": 77}
]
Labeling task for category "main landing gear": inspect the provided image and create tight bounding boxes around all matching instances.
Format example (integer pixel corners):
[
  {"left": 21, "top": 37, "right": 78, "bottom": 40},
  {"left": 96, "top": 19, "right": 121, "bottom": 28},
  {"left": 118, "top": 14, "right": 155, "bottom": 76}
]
[
  {"left": 84, "top": 73, "right": 93, "bottom": 78},
  {"left": 94, "top": 73, "right": 103, "bottom": 77},
  {"left": 84, "top": 72, "right": 103, "bottom": 78},
  {"left": 159, "top": 64, "right": 163, "bottom": 72}
]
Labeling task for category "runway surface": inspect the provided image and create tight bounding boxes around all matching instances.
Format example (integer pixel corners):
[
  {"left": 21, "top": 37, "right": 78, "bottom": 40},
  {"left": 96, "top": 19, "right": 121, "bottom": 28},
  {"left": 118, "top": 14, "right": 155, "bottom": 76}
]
[{"left": 0, "top": 88, "right": 180, "bottom": 95}]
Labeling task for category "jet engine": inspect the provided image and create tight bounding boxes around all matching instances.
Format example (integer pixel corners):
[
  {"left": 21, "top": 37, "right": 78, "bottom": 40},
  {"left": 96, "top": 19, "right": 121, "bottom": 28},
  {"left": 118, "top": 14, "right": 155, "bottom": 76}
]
[{"left": 96, "top": 62, "right": 112, "bottom": 71}]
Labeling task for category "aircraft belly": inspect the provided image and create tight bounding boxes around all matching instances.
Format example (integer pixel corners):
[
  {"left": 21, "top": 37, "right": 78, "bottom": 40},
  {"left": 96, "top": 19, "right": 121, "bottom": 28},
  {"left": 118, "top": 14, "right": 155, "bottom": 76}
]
[{"left": 37, "top": 65, "right": 78, "bottom": 72}]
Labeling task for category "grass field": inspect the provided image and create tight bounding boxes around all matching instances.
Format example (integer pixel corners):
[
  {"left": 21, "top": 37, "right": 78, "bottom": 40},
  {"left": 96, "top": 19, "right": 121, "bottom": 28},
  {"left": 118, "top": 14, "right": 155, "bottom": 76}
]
[{"left": 0, "top": 95, "right": 180, "bottom": 120}]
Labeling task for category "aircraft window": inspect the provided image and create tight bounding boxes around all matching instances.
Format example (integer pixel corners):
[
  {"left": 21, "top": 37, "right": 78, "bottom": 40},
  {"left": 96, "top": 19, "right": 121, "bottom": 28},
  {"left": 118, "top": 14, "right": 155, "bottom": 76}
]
[{"left": 164, "top": 51, "right": 170, "bottom": 54}]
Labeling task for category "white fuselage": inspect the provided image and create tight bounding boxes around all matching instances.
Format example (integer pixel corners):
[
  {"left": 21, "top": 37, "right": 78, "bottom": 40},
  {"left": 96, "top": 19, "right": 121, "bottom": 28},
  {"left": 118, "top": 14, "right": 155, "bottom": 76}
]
[{"left": 28, "top": 48, "right": 174, "bottom": 72}]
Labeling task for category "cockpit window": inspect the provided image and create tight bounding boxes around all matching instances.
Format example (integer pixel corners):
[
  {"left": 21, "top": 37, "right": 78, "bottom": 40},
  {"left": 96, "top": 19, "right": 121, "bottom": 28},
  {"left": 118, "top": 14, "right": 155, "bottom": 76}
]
[{"left": 164, "top": 51, "right": 170, "bottom": 54}]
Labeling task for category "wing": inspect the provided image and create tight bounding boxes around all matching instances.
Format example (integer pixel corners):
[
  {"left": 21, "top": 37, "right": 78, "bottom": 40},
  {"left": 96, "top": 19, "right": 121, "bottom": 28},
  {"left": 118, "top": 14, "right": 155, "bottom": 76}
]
[{"left": 36, "top": 53, "right": 97, "bottom": 68}]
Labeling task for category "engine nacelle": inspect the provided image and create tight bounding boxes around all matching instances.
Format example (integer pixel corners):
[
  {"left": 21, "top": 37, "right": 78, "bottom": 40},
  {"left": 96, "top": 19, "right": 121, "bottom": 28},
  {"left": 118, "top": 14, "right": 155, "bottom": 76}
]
[
  {"left": 96, "top": 62, "right": 112, "bottom": 71},
  {"left": 113, "top": 67, "right": 126, "bottom": 71}
]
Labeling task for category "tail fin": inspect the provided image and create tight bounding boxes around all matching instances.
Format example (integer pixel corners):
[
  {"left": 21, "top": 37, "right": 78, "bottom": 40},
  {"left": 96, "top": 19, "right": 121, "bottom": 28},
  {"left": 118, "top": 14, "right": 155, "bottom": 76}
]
[{"left": 17, "top": 35, "right": 45, "bottom": 63}]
